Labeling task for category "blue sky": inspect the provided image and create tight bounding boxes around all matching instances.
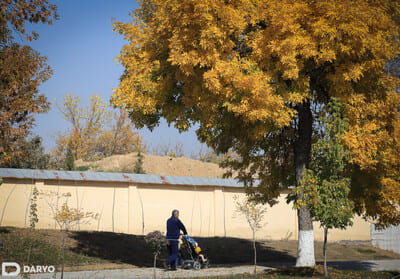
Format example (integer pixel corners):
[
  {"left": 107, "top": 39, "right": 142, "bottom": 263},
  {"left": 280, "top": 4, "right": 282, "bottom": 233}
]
[{"left": 27, "top": 0, "right": 203, "bottom": 157}]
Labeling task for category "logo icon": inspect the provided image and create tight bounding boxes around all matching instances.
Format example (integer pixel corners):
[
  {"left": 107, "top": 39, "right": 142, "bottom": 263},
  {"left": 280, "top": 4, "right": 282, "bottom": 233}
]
[
  {"left": 2, "top": 262, "right": 20, "bottom": 276},
  {"left": 1, "top": 262, "right": 55, "bottom": 276}
]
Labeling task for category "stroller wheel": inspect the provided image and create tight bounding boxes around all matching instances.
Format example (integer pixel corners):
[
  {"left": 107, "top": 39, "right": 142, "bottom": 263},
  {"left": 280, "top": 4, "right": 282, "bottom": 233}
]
[
  {"left": 203, "top": 262, "right": 209, "bottom": 269},
  {"left": 193, "top": 261, "right": 201, "bottom": 270}
]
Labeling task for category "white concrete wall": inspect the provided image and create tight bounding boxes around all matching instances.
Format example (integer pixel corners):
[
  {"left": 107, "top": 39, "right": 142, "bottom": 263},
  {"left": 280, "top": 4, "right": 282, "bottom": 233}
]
[{"left": 371, "top": 224, "right": 400, "bottom": 254}]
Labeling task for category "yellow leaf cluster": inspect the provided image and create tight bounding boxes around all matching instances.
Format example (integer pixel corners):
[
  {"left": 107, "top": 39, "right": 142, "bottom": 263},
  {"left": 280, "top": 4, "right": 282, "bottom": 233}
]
[
  {"left": 53, "top": 202, "right": 98, "bottom": 230},
  {"left": 342, "top": 88, "right": 400, "bottom": 226}
]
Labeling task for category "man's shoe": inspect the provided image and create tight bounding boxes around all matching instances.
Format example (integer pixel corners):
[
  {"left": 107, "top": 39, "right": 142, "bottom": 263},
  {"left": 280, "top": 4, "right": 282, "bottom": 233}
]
[{"left": 163, "top": 262, "right": 169, "bottom": 270}]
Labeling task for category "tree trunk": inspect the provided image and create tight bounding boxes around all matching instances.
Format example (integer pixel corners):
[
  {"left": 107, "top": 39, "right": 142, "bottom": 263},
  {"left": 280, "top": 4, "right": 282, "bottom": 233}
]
[
  {"left": 253, "top": 230, "right": 257, "bottom": 274},
  {"left": 153, "top": 254, "right": 157, "bottom": 279},
  {"left": 294, "top": 101, "right": 315, "bottom": 267},
  {"left": 61, "top": 230, "right": 65, "bottom": 279},
  {"left": 323, "top": 228, "right": 328, "bottom": 277}
]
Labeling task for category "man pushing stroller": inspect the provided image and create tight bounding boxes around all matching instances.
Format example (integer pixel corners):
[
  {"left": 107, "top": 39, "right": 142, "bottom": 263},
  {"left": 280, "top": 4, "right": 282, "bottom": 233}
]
[
  {"left": 164, "top": 209, "right": 209, "bottom": 271},
  {"left": 164, "top": 209, "right": 187, "bottom": 271}
]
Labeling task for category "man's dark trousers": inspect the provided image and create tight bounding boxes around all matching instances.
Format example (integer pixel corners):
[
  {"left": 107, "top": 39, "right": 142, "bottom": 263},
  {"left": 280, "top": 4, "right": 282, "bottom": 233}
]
[{"left": 165, "top": 239, "right": 179, "bottom": 270}]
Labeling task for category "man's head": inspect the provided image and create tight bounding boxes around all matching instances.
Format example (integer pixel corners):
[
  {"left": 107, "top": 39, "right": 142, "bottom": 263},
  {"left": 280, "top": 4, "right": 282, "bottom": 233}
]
[{"left": 172, "top": 209, "right": 179, "bottom": 218}]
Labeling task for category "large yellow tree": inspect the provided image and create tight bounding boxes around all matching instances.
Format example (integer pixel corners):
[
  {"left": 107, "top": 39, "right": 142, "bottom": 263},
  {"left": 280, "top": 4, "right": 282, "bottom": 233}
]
[{"left": 112, "top": 0, "right": 400, "bottom": 266}]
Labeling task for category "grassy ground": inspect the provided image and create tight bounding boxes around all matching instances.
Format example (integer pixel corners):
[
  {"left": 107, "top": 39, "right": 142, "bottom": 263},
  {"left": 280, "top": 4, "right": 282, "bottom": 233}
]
[
  {"left": 0, "top": 227, "right": 109, "bottom": 271},
  {"left": 1, "top": 226, "right": 399, "bottom": 273}
]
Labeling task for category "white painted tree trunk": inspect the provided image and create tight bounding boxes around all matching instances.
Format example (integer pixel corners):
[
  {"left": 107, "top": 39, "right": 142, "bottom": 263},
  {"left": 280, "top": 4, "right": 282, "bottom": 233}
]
[
  {"left": 296, "top": 230, "right": 316, "bottom": 267},
  {"left": 294, "top": 101, "right": 316, "bottom": 267}
]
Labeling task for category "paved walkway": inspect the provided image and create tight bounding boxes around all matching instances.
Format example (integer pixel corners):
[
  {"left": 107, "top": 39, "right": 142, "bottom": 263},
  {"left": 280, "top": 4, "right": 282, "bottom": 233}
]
[
  {"left": 3, "top": 260, "right": 400, "bottom": 279},
  {"left": 2, "top": 265, "right": 272, "bottom": 279},
  {"left": 323, "top": 259, "right": 400, "bottom": 271}
]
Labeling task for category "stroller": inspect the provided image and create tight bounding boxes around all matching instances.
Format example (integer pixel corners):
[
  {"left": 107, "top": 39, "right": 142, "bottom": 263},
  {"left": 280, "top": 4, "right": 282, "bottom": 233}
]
[{"left": 179, "top": 235, "right": 209, "bottom": 270}]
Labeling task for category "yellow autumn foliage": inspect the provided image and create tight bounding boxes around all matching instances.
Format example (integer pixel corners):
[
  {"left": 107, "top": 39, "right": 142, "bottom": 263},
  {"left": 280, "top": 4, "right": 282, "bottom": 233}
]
[
  {"left": 112, "top": 0, "right": 400, "bottom": 226},
  {"left": 53, "top": 93, "right": 144, "bottom": 163}
]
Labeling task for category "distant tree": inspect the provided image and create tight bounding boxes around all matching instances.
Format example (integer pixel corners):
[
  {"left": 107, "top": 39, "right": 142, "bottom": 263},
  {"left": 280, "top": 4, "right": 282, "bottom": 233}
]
[
  {"left": 96, "top": 109, "right": 144, "bottom": 157},
  {"left": 294, "top": 98, "right": 354, "bottom": 277},
  {"left": 54, "top": 93, "right": 144, "bottom": 162},
  {"left": 152, "top": 140, "right": 184, "bottom": 157},
  {"left": 151, "top": 141, "right": 171, "bottom": 156},
  {"left": 23, "top": 136, "right": 50, "bottom": 169},
  {"left": 3, "top": 135, "right": 50, "bottom": 169},
  {"left": 133, "top": 150, "right": 145, "bottom": 174},
  {"left": 20, "top": 135, "right": 50, "bottom": 169},
  {"left": 234, "top": 195, "right": 267, "bottom": 274},
  {"left": 172, "top": 142, "right": 184, "bottom": 157},
  {"left": 54, "top": 93, "right": 109, "bottom": 160},
  {"left": 64, "top": 141, "right": 75, "bottom": 171}
]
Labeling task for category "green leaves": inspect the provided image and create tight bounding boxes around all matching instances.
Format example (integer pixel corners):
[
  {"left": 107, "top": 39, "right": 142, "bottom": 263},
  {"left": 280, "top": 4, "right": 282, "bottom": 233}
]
[{"left": 295, "top": 98, "right": 354, "bottom": 230}]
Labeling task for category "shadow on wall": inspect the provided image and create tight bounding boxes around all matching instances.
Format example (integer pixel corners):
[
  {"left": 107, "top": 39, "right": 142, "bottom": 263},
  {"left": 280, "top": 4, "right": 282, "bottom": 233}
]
[{"left": 70, "top": 231, "right": 296, "bottom": 267}]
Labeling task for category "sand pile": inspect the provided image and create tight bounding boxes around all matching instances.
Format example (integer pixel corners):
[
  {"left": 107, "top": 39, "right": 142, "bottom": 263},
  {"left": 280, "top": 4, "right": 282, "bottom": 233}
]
[{"left": 75, "top": 153, "right": 231, "bottom": 178}]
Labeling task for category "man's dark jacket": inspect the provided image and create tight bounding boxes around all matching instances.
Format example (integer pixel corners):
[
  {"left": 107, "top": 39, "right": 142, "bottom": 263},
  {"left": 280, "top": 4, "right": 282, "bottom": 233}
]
[{"left": 166, "top": 216, "right": 187, "bottom": 239}]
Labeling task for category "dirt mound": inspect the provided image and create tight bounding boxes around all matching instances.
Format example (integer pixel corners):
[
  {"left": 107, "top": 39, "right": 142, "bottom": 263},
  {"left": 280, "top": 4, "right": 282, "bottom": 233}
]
[{"left": 75, "top": 153, "right": 231, "bottom": 178}]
